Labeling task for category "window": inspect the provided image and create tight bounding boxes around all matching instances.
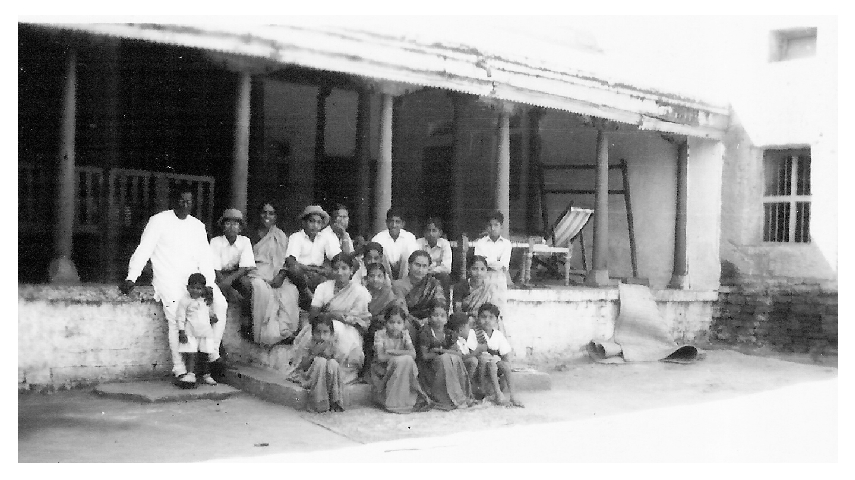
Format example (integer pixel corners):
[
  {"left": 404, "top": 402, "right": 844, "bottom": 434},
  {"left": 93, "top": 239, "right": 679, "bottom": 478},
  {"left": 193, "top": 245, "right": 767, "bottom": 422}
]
[
  {"left": 763, "top": 149, "right": 811, "bottom": 243},
  {"left": 769, "top": 28, "right": 817, "bottom": 62}
]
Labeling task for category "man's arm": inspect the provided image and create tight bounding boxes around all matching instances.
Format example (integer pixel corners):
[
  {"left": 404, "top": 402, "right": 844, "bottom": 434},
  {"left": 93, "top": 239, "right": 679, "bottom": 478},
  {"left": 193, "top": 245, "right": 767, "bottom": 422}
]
[
  {"left": 126, "top": 216, "right": 161, "bottom": 282},
  {"left": 435, "top": 239, "right": 453, "bottom": 274},
  {"left": 499, "top": 238, "right": 512, "bottom": 271}
]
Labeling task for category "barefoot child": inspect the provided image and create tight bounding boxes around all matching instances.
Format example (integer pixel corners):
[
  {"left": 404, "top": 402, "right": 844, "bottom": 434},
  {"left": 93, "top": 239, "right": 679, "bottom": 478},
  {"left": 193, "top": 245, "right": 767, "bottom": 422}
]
[
  {"left": 448, "top": 312, "right": 480, "bottom": 393},
  {"left": 474, "top": 303, "right": 524, "bottom": 407},
  {"left": 292, "top": 316, "right": 346, "bottom": 413},
  {"left": 370, "top": 304, "right": 432, "bottom": 413},
  {"left": 418, "top": 305, "right": 473, "bottom": 410},
  {"left": 176, "top": 273, "right": 219, "bottom": 387}
]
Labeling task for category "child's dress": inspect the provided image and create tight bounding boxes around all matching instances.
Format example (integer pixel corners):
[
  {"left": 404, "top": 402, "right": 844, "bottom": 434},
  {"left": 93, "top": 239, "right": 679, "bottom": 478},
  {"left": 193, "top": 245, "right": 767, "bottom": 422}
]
[
  {"left": 418, "top": 326, "right": 472, "bottom": 410},
  {"left": 176, "top": 295, "right": 215, "bottom": 354},
  {"left": 370, "top": 329, "right": 428, "bottom": 413},
  {"left": 289, "top": 338, "right": 344, "bottom": 413}
]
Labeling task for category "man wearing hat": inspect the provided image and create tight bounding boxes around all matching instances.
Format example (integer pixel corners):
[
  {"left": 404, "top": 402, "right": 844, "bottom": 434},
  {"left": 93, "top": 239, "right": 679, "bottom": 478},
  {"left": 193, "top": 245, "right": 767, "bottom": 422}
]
[
  {"left": 210, "top": 208, "right": 256, "bottom": 305},
  {"left": 284, "top": 205, "right": 342, "bottom": 310}
]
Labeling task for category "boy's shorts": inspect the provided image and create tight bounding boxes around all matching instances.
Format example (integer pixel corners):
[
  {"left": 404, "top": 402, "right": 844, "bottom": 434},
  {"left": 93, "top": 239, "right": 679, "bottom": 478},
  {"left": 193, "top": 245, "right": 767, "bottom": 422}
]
[
  {"left": 478, "top": 352, "right": 502, "bottom": 364},
  {"left": 178, "top": 335, "right": 215, "bottom": 354}
]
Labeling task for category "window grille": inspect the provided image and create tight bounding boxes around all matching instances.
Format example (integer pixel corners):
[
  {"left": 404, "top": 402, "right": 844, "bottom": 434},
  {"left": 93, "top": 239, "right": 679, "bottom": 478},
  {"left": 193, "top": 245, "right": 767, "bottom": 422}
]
[{"left": 763, "top": 149, "right": 811, "bottom": 243}]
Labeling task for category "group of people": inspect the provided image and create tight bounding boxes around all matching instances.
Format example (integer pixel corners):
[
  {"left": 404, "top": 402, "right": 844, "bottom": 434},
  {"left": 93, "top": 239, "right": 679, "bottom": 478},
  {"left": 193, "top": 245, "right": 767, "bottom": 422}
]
[{"left": 120, "top": 185, "right": 522, "bottom": 413}]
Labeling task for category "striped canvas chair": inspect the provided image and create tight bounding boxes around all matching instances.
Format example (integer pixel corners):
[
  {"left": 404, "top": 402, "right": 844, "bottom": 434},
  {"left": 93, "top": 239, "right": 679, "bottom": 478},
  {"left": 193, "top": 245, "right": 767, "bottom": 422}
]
[{"left": 516, "top": 205, "right": 594, "bottom": 286}]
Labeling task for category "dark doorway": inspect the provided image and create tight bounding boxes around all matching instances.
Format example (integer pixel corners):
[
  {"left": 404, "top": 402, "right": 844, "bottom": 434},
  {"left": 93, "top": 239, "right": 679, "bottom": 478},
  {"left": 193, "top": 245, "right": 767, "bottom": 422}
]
[{"left": 422, "top": 145, "right": 454, "bottom": 237}]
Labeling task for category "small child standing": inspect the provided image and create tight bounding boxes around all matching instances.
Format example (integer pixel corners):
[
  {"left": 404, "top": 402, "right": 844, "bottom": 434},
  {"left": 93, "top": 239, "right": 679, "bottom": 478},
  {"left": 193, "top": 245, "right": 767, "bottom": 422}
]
[
  {"left": 370, "top": 304, "right": 432, "bottom": 413},
  {"left": 176, "top": 273, "right": 219, "bottom": 387},
  {"left": 473, "top": 303, "right": 523, "bottom": 407},
  {"left": 292, "top": 316, "right": 345, "bottom": 413},
  {"left": 448, "top": 312, "right": 480, "bottom": 390}
]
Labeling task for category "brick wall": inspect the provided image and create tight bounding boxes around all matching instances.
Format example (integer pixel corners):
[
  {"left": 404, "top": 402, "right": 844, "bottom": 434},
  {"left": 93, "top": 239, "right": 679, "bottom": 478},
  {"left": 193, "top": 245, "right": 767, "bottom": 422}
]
[{"left": 711, "top": 276, "right": 837, "bottom": 352}]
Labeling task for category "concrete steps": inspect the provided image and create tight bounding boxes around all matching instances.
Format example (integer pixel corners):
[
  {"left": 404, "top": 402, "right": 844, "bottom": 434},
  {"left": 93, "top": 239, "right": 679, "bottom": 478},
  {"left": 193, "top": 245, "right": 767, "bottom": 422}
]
[
  {"left": 93, "top": 379, "right": 242, "bottom": 403},
  {"left": 222, "top": 363, "right": 551, "bottom": 411}
]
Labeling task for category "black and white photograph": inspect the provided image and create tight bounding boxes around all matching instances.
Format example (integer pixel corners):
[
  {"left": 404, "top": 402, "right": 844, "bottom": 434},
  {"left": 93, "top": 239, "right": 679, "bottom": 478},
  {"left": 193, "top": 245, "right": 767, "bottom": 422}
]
[{"left": 16, "top": 11, "right": 841, "bottom": 464}]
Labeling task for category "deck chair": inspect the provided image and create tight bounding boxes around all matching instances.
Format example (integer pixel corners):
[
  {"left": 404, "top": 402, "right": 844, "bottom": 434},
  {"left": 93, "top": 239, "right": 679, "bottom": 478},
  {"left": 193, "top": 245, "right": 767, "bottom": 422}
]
[{"left": 517, "top": 204, "right": 594, "bottom": 285}]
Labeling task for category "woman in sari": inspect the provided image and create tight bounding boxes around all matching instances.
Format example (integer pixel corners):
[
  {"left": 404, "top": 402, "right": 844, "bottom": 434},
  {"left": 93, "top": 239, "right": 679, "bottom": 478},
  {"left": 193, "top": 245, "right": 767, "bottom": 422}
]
[
  {"left": 362, "top": 262, "right": 408, "bottom": 379},
  {"left": 287, "top": 252, "right": 371, "bottom": 386},
  {"left": 452, "top": 255, "right": 505, "bottom": 318},
  {"left": 392, "top": 250, "right": 447, "bottom": 356},
  {"left": 243, "top": 202, "right": 300, "bottom": 345}
]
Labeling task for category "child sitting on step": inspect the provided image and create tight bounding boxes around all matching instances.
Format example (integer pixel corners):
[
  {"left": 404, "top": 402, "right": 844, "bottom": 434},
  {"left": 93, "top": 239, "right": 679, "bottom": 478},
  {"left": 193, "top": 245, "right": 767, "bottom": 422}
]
[
  {"left": 292, "top": 316, "right": 346, "bottom": 413},
  {"left": 474, "top": 303, "right": 523, "bottom": 407},
  {"left": 177, "top": 273, "right": 219, "bottom": 387}
]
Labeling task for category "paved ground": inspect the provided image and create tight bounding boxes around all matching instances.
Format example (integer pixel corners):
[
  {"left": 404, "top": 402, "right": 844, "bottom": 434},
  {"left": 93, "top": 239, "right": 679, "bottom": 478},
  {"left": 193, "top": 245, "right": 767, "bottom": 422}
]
[{"left": 18, "top": 347, "right": 838, "bottom": 462}]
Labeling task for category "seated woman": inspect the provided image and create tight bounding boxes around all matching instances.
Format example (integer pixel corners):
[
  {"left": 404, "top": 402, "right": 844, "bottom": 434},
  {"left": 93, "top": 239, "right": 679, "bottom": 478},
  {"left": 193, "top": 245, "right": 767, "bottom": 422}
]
[
  {"left": 392, "top": 250, "right": 447, "bottom": 355},
  {"left": 452, "top": 255, "right": 505, "bottom": 318},
  {"left": 284, "top": 205, "right": 342, "bottom": 311},
  {"left": 362, "top": 262, "right": 408, "bottom": 379},
  {"left": 242, "top": 202, "right": 300, "bottom": 345},
  {"left": 287, "top": 252, "right": 370, "bottom": 386}
]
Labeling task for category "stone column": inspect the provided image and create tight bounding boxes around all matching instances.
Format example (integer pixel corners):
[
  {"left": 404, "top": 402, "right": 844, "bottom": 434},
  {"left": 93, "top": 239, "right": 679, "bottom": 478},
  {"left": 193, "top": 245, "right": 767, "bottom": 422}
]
[
  {"left": 49, "top": 47, "right": 81, "bottom": 284},
  {"left": 231, "top": 71, "right": 251, "bottom": 214},
  {"left": 314, "top": 85, "right": 332, "bottom": 204},
  {"left": 669, "top": 139, "right": 689, "bottom": 289},
  {"left": 495, "top": 102, "right": 512, "bottom": 238},
  {"left": 374, "top": 92, "right": 394, "bottom": 233},
  {"left": 355, "top": 87, "right": 373, "bottom": 238},
  {"left": 585, "top": 127, "right": 610, "bottom": 287},
  {"left": 450, "top": 92, "right": 469, "bottom": 239},
  {"left": 518, "top": 107, "right": 530, "bottom": 234},
  {"left": 528, "top": 108, "right": 545, "bottom": 235}
]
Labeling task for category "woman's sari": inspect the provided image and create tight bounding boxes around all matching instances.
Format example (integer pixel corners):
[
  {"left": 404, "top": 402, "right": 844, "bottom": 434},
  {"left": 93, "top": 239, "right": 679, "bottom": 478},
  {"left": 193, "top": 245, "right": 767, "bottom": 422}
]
[
  {"left": 248, "top": 226, "right": 300, "bottom": 345},
  {"left": 287, "top": 280, "right": 371, "bottom": 385},
  {"left": 392, "top": 274, "right": 447, "bottom": 358},
  {"left": 453, "top": 276, "right": 509, "bottom": 336},
  {"left": 418, "top": 326, "right": 472, "bottom": 410}
]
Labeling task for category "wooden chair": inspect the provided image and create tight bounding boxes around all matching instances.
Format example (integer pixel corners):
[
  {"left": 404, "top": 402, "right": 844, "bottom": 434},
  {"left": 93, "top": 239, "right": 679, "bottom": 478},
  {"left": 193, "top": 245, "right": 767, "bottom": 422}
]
[{"left": 517, "top": 205, "right": 594, "bottom": 286}]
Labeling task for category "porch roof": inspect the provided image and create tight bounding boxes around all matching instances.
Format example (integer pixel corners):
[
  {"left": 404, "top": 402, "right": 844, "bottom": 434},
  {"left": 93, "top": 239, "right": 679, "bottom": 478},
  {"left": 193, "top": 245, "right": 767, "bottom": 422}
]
[{"left": 36, "top": 21, "right": 730, "bottom": 139}]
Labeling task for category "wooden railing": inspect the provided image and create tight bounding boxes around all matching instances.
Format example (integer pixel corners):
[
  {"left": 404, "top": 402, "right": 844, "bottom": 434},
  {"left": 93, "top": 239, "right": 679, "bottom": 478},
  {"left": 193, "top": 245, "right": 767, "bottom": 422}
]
[{"left": 19, "top": 163, "right": 215, "bottom": 234}]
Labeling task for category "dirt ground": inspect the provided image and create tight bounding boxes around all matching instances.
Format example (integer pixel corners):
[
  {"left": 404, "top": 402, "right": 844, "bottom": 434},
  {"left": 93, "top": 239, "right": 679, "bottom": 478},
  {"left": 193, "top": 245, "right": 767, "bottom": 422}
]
[{"left": 18, "top": 346, "right": 838, "bottom": 462}]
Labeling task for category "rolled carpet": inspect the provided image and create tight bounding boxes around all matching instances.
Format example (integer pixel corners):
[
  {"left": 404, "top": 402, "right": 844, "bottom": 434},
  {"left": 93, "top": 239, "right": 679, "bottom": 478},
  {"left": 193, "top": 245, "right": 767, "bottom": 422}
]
[{"left": 587, "top": 283, "right": 702, "bottom": 363}]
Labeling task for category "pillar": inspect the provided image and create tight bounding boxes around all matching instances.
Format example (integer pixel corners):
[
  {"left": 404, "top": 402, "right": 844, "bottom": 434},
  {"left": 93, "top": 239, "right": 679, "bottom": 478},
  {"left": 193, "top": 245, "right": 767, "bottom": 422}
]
[
  {"left": 231, "top": 71, "right": 251, "bottom": 215},
  {"left": 450, "top": 92, "right": 469, "bottom": 239},
  {"left": 669, "top": 139, "right": 689, "bottom": 289},
  {"left": 495, "top": 102, "right": 511, "bottom": 238},
  {"left": 374, "top": 92, "right": 394, "bottom": 233},
  {"left": 585, "top": 127, "right": 610, "bottom": 287},
  {"left": 518, "top": 107, "right": 530, "bottom": 234},
  {"left": 314, "top": 85, "right": 332, "bottom": 204},
  {"left": 356, "top": 87, "right": 373, "bottom": 238},
  {"left": 50, "top": 47, "right": 80, "bottom": 284},
  {"left": 528, "top": 108, "right": 545, "bottom": 235}
]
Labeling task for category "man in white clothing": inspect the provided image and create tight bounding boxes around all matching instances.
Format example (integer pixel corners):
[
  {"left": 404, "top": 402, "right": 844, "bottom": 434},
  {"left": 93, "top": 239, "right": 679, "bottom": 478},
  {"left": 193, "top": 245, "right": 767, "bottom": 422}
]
[
  {"left": 321, "top": 203, "right": 354, "bottom": 255},
  {"left": 120, "top": 187, "right": 228, "bottom": 378},
  {"left": 371, "top": 207, "right": 418, "bottom": 281},
  {"left": 415, "top": 216, "right": 453, "bottom": 298},
  {"left": 472, "top": 211, "right": 513, "bottom": 286}
]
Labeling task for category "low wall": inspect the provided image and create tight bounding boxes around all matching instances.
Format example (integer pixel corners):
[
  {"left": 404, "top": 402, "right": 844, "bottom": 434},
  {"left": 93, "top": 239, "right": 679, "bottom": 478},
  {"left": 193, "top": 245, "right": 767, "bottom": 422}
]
[
  {"left": 504, "top": 287, "right": 716, "bottom": 361},
  {"left": 18, "top": 285, "right": 169, "bottom": 391},
  {"left": 19, "top": 284, "right": 717, "bottom": 390},
  {"left": 710, "top": 276, "right": 838, "bottom": 352}
]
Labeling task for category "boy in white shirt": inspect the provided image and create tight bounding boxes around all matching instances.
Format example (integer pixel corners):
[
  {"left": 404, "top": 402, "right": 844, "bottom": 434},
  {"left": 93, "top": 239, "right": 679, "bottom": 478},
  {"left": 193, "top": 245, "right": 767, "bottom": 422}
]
[
  {"left": 448, "top": 312, "right": 479, "bottom": 388},
  {"left": 371, "top": 208, "right": 418, "bottom": 280},
  {"left": 285, "top": 205, "right": 342, "bottom": 310},
  {"left": 415, "top": 217, "right": 453, "bottom": 299},
  {"left": 473, "top": 303, "right": 523, "bottom": 407},
  {"left": 472, "top": 211, "right": 513, "bottom": 287},
  {"left": 209, "top": 208, "right": 255, "bottom": 306}
]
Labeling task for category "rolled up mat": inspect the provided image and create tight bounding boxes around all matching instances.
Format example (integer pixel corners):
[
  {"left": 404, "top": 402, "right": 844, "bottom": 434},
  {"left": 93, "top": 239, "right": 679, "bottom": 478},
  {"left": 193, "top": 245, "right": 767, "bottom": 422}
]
[{"left": 586, "top": 284, "right": 703, "bottom": 363}]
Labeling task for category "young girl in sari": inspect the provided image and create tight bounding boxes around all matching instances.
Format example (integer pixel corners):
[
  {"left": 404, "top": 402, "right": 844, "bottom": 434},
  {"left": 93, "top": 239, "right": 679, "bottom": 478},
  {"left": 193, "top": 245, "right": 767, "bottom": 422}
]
[
  {"left": 371, "top": 303, "right": 432, "bottom": 413},
  {"left": 291, "top": 316, "right": 346, "bottom": 413},
  {"left": 392, "top": 250, "right": 447, "bottom": 354},
  {"left": 474, "top": 303, "right": 524, "bottom": 408},
  {"left": 287, "top": 252, "right": 370, "bottom": 385},
  {"left": 361, "top": 262, "right": 407, "bottom": 379},
  {"left": 418, "top": 304, "right": 473, "bottom": 410}
]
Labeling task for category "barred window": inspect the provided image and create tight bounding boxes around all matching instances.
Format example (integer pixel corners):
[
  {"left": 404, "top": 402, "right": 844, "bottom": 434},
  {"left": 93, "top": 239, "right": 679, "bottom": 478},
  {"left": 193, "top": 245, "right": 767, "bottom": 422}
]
[{"left": 763, "top": 149, "right": 811, "bottom": 243}]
